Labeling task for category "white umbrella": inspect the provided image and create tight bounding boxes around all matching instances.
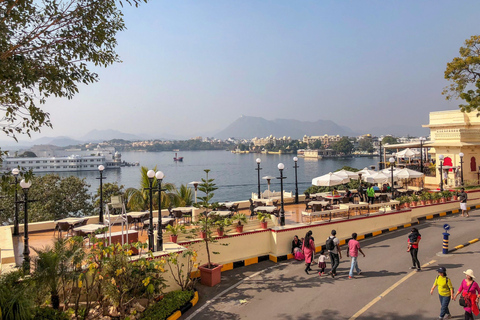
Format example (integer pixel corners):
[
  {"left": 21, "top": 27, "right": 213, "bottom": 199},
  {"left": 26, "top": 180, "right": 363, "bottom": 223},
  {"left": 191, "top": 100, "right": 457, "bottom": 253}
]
[
  {"left": 380, "top": 167, "right": 402, "bottom": 175},
  {"left": 335, "top": 169, "right": 359, "bottom": 179},
  {"left": 363, "top": 172, "right": 391, "bottom": 184},
  {"left": 394, "top": 168, "right": 424, "bottom": 179},
  {"left": 396, "top": 148, "right": 419, "bottom": 158},
  {"left": 357, "top": 167, "right": 376, "bottom": 177},
  {"left": 312, "top": 172, "right": 349, "bottom": 187}
]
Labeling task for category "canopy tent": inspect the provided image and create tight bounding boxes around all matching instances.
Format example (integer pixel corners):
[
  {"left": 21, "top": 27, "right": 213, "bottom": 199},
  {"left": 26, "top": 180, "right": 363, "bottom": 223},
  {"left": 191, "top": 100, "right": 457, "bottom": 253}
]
[{"left": 312, "top": 172, "right": 349, "bottom": 187}]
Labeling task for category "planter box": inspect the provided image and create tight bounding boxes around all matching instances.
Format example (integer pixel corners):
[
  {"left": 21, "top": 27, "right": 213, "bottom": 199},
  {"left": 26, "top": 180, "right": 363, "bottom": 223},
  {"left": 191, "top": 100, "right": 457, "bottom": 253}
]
[{"left": 199, "top": 263, "right": 223, "bottom": 287}]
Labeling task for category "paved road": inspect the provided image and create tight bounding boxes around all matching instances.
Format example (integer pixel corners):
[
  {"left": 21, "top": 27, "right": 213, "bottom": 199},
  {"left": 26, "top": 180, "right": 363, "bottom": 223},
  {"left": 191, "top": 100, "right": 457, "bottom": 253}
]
[{"left": 185, "top": 209, "right": 480, "bottom": 320}]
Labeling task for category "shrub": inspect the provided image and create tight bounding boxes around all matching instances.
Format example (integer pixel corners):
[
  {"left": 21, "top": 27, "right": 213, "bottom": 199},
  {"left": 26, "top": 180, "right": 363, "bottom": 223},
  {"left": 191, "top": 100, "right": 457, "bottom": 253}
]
[
  {"left": 0, "top": 270, "right": 35, "bottom": 320},
  {"left": 140, "top": 290, "right": 194, "bottom": 320},
  {"left": 32, "top": 307, "right": 69, "bottom": 320}
]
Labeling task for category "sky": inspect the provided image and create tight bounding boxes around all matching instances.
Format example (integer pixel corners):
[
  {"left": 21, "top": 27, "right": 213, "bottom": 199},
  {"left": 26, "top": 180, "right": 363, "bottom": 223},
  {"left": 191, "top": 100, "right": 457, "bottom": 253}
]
[{"left": 15, "top": 0, "right": 480, "bottom": 141}]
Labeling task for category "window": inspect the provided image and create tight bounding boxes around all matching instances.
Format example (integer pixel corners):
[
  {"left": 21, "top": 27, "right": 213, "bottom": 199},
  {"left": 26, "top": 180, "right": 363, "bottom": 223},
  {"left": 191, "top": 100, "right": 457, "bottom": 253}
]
[{"left": 471, "top": 157, "right": 477, "bottom": 172}]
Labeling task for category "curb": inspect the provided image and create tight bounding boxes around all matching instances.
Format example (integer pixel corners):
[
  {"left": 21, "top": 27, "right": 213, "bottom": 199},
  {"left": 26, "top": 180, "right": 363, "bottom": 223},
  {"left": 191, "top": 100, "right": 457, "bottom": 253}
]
[
  {"left": 166, "top": 290, "right": 199, "bottom": 320},
  {"left": 449, "top": 238, "right": 480, "bottom": 253}
]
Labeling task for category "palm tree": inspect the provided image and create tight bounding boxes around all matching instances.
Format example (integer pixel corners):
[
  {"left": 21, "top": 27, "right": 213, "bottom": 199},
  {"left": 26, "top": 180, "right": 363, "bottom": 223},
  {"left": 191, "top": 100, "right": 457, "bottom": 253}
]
[
  {"left": 125, "top": 166, "right": 180, "bottom": 211},
  {"left": 176, "top": 184, "right": 193, "bottom": 207}
]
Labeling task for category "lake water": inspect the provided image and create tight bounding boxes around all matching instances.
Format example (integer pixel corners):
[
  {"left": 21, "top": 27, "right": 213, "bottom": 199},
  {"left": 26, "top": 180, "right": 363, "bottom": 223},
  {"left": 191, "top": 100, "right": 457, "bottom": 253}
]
[{"left": 50, "top": 151, "right": 379, "bottom": 202}]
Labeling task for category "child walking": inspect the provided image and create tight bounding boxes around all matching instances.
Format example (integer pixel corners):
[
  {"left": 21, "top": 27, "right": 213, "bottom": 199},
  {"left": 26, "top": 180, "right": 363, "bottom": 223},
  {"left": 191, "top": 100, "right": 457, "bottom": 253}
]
[{"left": 318, "top": 249, "right": 328, "bottom": 276}]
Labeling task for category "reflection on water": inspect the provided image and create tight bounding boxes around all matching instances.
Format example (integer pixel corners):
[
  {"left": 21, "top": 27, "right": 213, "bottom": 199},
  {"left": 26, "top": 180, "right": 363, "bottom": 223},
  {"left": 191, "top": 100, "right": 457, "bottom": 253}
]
[{"left": 36, "top": 151, "right": 378, "bottom": 202}]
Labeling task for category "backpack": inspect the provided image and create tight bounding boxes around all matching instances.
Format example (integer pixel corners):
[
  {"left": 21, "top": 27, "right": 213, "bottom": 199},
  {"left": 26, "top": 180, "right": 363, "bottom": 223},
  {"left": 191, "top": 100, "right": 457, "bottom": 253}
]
[{"left": 326, "top": 236, "right": 335, "bottom": 251}]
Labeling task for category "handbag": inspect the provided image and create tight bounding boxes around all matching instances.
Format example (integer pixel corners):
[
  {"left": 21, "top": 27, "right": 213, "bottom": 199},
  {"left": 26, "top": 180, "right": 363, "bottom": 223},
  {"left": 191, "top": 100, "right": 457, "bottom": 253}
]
[{"left": 460, "top": 281, "right": 474, "bottom": 307}]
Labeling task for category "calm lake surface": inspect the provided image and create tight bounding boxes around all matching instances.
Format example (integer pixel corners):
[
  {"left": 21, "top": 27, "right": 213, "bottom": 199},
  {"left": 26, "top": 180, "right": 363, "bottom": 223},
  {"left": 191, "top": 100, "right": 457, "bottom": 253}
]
[{"left": 51, "top": 151, "right": 379, "bottom": 202}]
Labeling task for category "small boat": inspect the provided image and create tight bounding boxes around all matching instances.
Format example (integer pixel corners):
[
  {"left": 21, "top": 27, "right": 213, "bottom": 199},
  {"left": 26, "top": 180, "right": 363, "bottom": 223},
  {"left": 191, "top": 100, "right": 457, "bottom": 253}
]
[{"left": 173, "top": 152, "right": 183, "bottom": 162}]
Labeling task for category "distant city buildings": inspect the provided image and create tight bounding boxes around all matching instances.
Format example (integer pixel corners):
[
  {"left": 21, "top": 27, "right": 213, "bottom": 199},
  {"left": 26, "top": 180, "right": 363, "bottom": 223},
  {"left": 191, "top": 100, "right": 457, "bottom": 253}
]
[{"left": 252, "top": 135, "right": 291, "bottom": 147}]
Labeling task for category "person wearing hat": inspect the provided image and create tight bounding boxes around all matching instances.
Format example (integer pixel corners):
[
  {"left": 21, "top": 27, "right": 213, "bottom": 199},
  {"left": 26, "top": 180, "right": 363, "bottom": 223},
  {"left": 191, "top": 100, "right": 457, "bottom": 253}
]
[
  {"left": 453, "top": 269, "right": 480, "bottom": 320},
  {"left": 430, "top": 266, "right": 454, "bottom": 319}
]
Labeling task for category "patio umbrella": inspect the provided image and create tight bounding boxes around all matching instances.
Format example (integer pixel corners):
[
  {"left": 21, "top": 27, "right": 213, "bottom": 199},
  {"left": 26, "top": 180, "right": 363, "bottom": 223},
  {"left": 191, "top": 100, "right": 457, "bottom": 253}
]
[
  {"left": 262, "top": 176, "right": 276, "bottom": 198},
  {"left": 380, "top": 167, "right": 402, "bottom": 175},
  {"left": 396, "top": 148, "right": 420, "bottom": 159},
  {"left": 335, "top": 169, "right": 359, "bottom": 179},
  {"left": 363, "top": 172, "right": 392, "bottom": 184},
  {"left": 312, "top": 172, "right": 349, "bottom": 187},
  {"left": 394, "top": 168, "right": 424, "bottom": 179},
  {"left": 357, "top": 167, "right": 376, "bottom": 177}
]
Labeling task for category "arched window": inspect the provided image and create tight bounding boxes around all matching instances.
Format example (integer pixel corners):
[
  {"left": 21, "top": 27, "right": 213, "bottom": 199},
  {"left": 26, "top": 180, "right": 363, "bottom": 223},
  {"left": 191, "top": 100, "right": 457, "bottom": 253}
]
[{"left": 471, "top": 157, "right": 477, "bottom": 172}]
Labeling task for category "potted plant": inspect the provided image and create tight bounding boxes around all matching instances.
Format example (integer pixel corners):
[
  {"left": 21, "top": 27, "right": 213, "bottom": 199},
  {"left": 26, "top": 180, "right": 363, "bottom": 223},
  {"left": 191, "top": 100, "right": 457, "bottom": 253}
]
[
  {"left": 257, "top": 212, "right": 271, "bottom": 229},
  {"left": 165, "top": 224, "right": 185, "bottom": 243},
  {"left": 453, "top": 191, "right": 459, "bottom": 201},
  {"left": 410, "top": 194, "right": 419, "bottom": 207},
  {"left": 398, "top": 196, "right": 407, "bottom": 209},
  {"left": 431, "top": 192, "right": 440, "bottom": 204},
  {"left": 443, "top": 190, "right": 453, "bottom": 202},
  {"left": 214, "top": 217, "right": 231, "bottom": 237},
  {"left": 422, "top": 191, "right": 432, "bottom": 205},
  {"left": 191, "top": 169, "right": 224, "bottom": 287},
  {"left": 232, "top": 213, "right": 248, "bottom": 233}
]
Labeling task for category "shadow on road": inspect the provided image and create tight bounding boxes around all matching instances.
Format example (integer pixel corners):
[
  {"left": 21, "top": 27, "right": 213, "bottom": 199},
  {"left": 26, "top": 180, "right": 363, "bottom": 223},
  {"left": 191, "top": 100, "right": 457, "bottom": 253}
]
[{"left": 277, "top": 309, "right": 460, "bottom": 320}]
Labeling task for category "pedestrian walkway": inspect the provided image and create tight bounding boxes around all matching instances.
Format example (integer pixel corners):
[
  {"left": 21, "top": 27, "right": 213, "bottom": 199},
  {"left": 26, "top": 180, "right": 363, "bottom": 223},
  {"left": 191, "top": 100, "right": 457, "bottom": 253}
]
[{"left": 185, "top": 209, "right": 480, "bottom": 320}]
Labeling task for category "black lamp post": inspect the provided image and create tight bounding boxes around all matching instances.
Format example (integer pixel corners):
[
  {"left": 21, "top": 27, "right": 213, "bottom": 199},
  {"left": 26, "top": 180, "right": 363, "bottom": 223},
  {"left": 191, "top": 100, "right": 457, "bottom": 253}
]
[
  {"left": 96, "top": 165, "right": 106, "bottom": 223},
  {"left": 156, "top": 171, "right": 164, "bottom": 252},
  {"left": 293, "top": 157, "right": 299, "bottom": 204},
  {"left": 379, "top": 140, "right": 383, "bottom": 170},
  {"left": 12, "top": 168, "right": 20, "bottom": 236},
  {"left": 146, "top": 169, "right": 155, "bottom": 251},
  {"left": 439, "top": 154, "right": 444, "bottom": 191},
  {"left": 459, "top": 152, "right": 464, "bottom": 186},
  {"left": 277, "top": 163, "right": 286, "bottom": 226},
  {"left": 255, "top": 158, "right": 262, "bottom": 199},
  {"left": 389, "top": 157, "right": 396, "bottom": 199},
  {"left": 19, "top": 179, "right": 32, "bottom": 274},
  {"left": 419, "top": 137, "right": 426, "bottom": 174}
]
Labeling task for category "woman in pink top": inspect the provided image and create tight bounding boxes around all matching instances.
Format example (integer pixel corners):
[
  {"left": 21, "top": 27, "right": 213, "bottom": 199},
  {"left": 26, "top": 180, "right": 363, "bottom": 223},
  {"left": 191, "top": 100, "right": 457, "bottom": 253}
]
[
  {"left": 453, "top": 269, "right": 480, "bottom": 320},
  {"left": 302, "top": 231, "right": 315, "bottom": 275}
]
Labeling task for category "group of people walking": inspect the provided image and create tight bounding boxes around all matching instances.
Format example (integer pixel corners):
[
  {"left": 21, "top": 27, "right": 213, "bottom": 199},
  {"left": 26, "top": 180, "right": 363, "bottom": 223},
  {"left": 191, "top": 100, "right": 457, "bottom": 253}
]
[
  {"left": 292, "top": 229, "right": 365, "bottom": 279},
  {"left": 431, "top": 267, "right": 480, "bottom": 320}
]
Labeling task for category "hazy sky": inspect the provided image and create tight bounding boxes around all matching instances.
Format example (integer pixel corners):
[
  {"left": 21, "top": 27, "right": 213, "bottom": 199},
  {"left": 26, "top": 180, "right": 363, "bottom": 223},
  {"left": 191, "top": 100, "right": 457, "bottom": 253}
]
[{"left": 17, "top": 0, "right": 480, "bottom": 141}]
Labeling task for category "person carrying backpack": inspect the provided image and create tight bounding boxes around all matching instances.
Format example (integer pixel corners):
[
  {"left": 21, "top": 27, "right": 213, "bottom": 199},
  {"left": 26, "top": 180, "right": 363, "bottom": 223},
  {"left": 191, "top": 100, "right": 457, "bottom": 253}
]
[
  {"left": 430, "top": 266, "right": 453, "bottom": 320},
  {"left": 326, "top": 229, "right": 342, "bottom": 278}
]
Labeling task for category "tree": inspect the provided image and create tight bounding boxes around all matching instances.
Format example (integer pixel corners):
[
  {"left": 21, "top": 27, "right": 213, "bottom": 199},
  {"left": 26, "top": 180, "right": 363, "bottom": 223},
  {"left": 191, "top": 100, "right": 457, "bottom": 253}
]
[
  {"left": 0, "top": 0, "right": 147, "bottom": 140},
  {"left": 175, "top": 184, "right": 193, "bottom": 207},
  {"left": 309, "top": 140, "right": 322, "bottom": 149},
  {"left": 358, "top": 138, "right": 374, "bottom": 153},
  {"left": 124, "top": 166, "right": 180, "bottom": 211},
  {"left": 443, "top": 35, "right": 480, "bottom": 112},
  {"left": 382, "top": 136, "right": 398, "bottom": 145},
  {"left": 0, "top": 174, "right": 93, "bottom": 224},
  {"left": 331, "top": 137, "right": 354, "bottom": 154}
]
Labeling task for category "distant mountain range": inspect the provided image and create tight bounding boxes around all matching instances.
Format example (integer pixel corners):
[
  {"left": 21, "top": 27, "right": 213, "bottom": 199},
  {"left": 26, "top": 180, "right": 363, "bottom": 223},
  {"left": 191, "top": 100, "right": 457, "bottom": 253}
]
[{"left": 214, "top": 116, "right": 355, "bottom": 139}]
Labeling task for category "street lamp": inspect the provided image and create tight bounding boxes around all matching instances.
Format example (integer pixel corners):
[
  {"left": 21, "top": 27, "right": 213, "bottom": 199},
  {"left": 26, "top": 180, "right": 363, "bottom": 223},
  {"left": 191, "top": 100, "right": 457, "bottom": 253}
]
[
  {"left": 146, "top": 169, "right": 155, "bottom": 251},
  {"left": 96, "top": 165, "right": 106, "bottom": 223},
  {"left": 293, "top": 157, "right": 299, "bottom": 204},
  {"left": 459, "top": 152, "right": 464, "bottom": 186},
  {"left": 438, "top": 154, "right": 444, "bottom": 191},
  {"left": 19, "top": 179, "right": 32, "bottom": 274},
  {"left": 188, "top": 181, "right": 201, "bottom": 204},
  {"left": 156, "top": 171, "right": 164, "bottom": 252},
  {"left": 389, "top": 157, "right": 396, "bottom": 199},
  {"left": 419, "top": 137, "right": 426, "bottom": 173},
  {"left": 379, "top": 140, "right": 383, "bottom": 170},
  {"left": 12, "top": 168, "right": 20, "bottom": 236},
  {"left": 255, "top": 158, "right": 262, "bottom": 199},
  {"left": 277, "top": 163, "right": 286, "bottom": 226}
]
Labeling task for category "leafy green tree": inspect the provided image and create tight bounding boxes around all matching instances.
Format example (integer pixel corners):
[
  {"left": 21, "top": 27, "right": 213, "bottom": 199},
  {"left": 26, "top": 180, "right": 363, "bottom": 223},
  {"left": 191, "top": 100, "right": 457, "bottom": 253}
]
[
  {"left": 331, "top": 137, "right": 354, "bottom": 154},
  {"left": 358, "top": 138, "right": 374, "bottom": 153},
  {"left": 176, "top": 184, "right": 193, "bottom": 207},
  {"left": 309, "top": 140, "right": 322, "bottom": 149},
  {"left": 382, "top": 136, "right": 399, "bottom": 145},
  {"left": 0, "top": 174, "right": 93, "bottom": 224},
  {"left": 443, "top": 35, "right": 480, "bottom": 112},
  {"left": 124, "top": 166, "right": 180, "bottom": 211},
  {"left": 0, "top": 0, "right": 147, "bottom": 140}
]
